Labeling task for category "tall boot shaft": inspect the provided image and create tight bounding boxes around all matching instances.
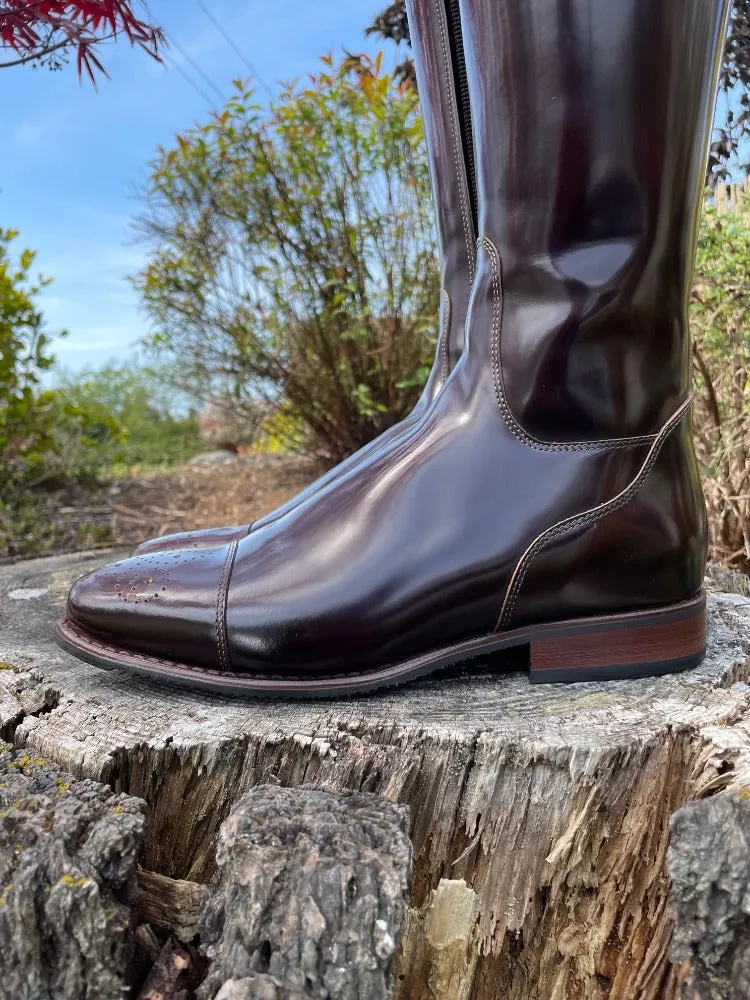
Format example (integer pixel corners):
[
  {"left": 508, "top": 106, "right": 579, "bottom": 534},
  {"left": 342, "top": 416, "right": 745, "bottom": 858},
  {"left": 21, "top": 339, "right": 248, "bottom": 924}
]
[
  {"left": 458, "top": 0, "right": 731, "bottom": 441},
  {"left": 408, "top": 0, "right": 477, "bottom": 376}
]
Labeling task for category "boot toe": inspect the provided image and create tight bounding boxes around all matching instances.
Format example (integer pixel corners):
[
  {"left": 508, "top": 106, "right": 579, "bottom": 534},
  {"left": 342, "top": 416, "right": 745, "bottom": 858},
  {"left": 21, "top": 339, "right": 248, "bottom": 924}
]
[
  {"left": 132, "top": 524, "right": 250, "bottom": 557},
  {"left": 67, "top": 546, "right": 235, "bottom": 668}
]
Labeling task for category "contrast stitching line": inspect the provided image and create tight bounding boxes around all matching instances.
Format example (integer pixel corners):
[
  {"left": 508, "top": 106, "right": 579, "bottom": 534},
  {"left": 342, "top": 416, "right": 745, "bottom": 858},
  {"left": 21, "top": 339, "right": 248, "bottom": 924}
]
[
  {"left": 433, "top": 0, "right": 476, "bottom": 281},
  {"left": 483, "top": 236, "right": 658, "bottom": 454},
  {"left": 440, "top": 288, "right": 451, "bottom": 383},
  {"left": 495, "top": 396, "right": 692, "bottom": 631},
  {"left": 216, "top": 539, "right": 239, "bottom": 671}
]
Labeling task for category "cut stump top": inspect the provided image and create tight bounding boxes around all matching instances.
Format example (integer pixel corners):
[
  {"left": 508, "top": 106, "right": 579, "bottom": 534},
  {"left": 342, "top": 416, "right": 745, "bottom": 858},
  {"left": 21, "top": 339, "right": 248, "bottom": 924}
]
[
  {"left": 1, "top": 550, "right": 748, "bottom": 898},
  {"left": 2, "top": 551, "right": 747, "bottom": 751}
]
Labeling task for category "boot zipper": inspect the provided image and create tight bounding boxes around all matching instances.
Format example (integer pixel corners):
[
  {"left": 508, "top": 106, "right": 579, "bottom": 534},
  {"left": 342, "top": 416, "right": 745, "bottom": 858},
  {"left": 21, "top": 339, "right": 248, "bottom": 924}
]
[{"left": 444, "top": 0, "right": 478, "bottom": 233}]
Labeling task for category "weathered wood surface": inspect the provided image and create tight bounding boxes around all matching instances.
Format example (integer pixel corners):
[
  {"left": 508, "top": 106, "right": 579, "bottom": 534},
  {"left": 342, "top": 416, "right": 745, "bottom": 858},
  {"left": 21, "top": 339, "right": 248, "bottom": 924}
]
[
  {"left": 135, "top": 866, "right": 210, "bottom": 941},
  {"left": 0, "top": 740, "right": 408, "bottom": 1000},
  {"left": 198, "top": 785, "right": 411, "bottom": 1000},
  {"left": 210, "top": 976, "right": 312, "bottom": 1000},
  {"left": 0, "top": 737, "right": 146, "bottom": 1000},
  {"left": 2, "top": 551, "right": 750, "bottom": 1000},
  {"left": 136, "top": 939, "right": 197, "bottom": 1000},
  {"left": 668, "top": 792, "right": 750, "bottom": 1000},
  {"left": 666, "top": 625, "right": 750, "bottom": 1000}
]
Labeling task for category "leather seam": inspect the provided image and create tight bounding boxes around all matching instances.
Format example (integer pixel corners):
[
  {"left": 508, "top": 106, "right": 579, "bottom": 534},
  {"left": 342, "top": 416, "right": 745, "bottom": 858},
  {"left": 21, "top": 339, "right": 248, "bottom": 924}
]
[
  {"left": 440, "top": 288, "right": 451, "bottom": 383},
  {"left": 483, "top": 235, "right": 659, "bottom": 453},
  {"left": 495, "top": 397, "right": 692, "bottom": 631},
  {"left": 433, "top": 0, "right": 476, "bottom": 281},
  {"left": 216, "top": 539, "right": 239, "bottom": 671}
]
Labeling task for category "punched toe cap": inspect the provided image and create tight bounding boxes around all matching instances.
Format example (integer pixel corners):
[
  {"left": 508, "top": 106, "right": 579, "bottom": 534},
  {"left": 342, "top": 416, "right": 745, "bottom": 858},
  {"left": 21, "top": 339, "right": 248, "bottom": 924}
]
[
  {"left": 67, "top": 545, "right": 236, "bottom": 668},
  {"left": 131, "top": 524, "right": 250, "bottom": 557}
]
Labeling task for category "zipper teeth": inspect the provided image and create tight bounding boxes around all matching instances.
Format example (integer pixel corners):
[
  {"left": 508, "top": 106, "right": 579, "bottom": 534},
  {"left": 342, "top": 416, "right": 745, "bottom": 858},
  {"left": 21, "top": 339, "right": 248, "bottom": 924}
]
[{"left": 445, "top": 0, "right": 478, "bottom": 233}]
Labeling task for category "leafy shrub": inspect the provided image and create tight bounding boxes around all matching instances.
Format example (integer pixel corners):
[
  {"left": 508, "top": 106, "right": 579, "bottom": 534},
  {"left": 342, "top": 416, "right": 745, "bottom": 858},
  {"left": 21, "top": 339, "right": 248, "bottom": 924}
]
[
  {"left": 134, "top": 52, "right": 440, "bottom": 463},
  {"left": 54, "top": 363, "right": 201, "bottom": 471},
  {"left": 0, "top": 227, "right": 65, "bottom": 496},
  {"left": 692, "top": 199, "right": 750, "bottom": 570}
]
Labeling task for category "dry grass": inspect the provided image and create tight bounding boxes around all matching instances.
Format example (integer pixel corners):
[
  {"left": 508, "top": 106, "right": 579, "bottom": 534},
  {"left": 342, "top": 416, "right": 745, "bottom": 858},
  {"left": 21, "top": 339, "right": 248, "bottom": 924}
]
[
  {"left": 690, "top": 201, "right": 750, "bottom": 573},
  {"left": 0, "top": 453, "right": 320, "bottom": 563},
  {"left": 694, "top": 400, "right": 750, "bottom": 572}
]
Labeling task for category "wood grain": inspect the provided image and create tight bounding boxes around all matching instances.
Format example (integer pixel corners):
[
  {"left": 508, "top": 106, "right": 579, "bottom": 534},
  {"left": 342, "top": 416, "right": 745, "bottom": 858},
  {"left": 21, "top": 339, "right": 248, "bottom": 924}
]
[
  {"left": 1, "top": 552, "right": 750, "bottom": 1000},
  {"left": 530, "top": 599, "right": 706, "bottom": 673}
]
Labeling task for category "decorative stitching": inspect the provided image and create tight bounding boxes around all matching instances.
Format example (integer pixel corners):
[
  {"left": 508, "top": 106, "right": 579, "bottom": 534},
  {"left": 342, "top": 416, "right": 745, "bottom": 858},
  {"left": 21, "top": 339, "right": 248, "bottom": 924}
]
[
  {"left": 495, "top": 396, "right": 692, "bottom": 630},
  {"left": 216, "top": 539, "right": 239, "bottom": 671},
  {"left": 483, "top": 236, "right": 658, "bottom": 453},
  {"left": 440, "top": 288, "right": 451, "bottom": 383},
  {"left": 433, "top": 0, "right": 476, "bottom": 281}
]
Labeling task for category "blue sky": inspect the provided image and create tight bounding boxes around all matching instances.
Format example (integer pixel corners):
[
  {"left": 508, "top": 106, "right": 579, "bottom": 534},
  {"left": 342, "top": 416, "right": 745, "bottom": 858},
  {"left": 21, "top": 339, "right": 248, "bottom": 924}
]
[
  {"left": 2, "top": 6, "right": 745, "bottom": 381},
  {"left": 0, "top": 0, "right": 390, "bottom": 375}
]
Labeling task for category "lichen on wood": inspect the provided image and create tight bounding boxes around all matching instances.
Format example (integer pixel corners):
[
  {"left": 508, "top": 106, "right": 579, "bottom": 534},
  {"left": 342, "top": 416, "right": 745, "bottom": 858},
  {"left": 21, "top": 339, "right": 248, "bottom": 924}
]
[{"left": 0, "top": 738, "right": 146, "bottom": 1000}]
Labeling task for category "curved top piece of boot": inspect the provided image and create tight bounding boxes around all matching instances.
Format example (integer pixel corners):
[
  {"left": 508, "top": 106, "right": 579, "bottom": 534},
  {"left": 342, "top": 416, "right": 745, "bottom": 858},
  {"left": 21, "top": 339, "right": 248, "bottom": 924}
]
[
  {"left": 130, "top": 0, "right": 477, "bottom": 559},
  {"left": 59, "top": 0, "right": 729, "bottom": 695}
]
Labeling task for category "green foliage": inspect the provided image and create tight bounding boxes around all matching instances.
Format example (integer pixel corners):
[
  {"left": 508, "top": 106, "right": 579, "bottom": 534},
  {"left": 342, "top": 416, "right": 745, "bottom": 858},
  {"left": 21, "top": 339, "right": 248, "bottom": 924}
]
[
  {"left": 134, "top": 52, "right": 440, "bottom": 462},
  {"left": 53, "top": 363, "right": 201, "bottom": 471},
  {"left": 254, "top": 404, "right": 308, "bottom": 454},
  {"left": 0, "top": 226, "right": 200, "bottom": 557},
  {"left": 691, "top": 199, "right": 750, "bottom": 567},
  {"left": 0, "top": 228, "right": 64, "bottom": 495}
]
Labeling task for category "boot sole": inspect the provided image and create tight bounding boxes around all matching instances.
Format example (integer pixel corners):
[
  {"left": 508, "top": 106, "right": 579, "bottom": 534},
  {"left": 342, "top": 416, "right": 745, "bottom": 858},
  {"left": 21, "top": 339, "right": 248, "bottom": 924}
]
[{"left": 55, "top": 594, "right": 706, "bottom": 698}]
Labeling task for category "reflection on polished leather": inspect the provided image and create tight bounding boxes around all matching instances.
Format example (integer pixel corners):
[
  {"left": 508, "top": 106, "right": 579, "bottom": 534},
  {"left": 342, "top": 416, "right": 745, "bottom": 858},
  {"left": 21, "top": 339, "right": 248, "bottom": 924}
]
[{"left": 63, "top": 0, "right": 730, "bottom": 691}]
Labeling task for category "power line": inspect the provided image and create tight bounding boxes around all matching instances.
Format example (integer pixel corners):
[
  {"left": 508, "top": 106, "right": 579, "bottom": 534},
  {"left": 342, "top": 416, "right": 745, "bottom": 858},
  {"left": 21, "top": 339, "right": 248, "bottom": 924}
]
[
  {"left": 194, "top": 0, "right": 273, "bottom": 98},
  {"left": 165, "top": 29, "right": 226, "bottom": 104},
  {"left": 163, "top": 50, "right": 216, "bottom": 109}
]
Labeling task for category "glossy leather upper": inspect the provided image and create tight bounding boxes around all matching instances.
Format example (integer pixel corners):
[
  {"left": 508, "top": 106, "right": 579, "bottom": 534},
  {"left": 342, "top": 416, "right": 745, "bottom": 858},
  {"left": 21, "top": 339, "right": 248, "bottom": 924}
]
[
  {"left": 459, "top": 0, "right": 729, "bottom": 442},
  {"left": 507, "top": 413, "right": 709, "bottom": 630},
  {"left": 68, "top": 0, "right": 729, "bottom": 679},
  {"left": 69, "top": 272, "right": 652, "bottom": 672},
  {"left": 134, "top": 523, "right": 251, "bottom": 557},
  {"left": 132, "top": 0, "right": 476, "bottom": 559}
]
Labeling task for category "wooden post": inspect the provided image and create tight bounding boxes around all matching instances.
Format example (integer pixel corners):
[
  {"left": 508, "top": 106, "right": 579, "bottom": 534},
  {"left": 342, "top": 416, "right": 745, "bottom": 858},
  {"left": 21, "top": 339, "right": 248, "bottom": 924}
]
[{"left": 1, "top": 551, "right": 750, "bottom": 1000}]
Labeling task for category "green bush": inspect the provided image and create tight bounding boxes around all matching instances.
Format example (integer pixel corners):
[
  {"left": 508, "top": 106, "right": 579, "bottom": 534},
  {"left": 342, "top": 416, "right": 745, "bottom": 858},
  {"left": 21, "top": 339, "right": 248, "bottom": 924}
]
[
  {"left": 0, "top": 227, "right": 66, "bottom": 496},
  {"left": 53, "top": 363, "right": 202, "bottom": 471},
  {"left": 134, "top": 52, "right": 440, "bottom": 463},
  {"left": 691, "top": 198, "right": 750, "bottom": 569}
]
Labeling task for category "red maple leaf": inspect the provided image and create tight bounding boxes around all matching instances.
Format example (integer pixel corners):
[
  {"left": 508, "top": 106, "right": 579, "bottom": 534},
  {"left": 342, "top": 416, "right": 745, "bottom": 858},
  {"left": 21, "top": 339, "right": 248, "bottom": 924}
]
[{"left": 0, "top": 1, "right": 163, "bottom": 81}]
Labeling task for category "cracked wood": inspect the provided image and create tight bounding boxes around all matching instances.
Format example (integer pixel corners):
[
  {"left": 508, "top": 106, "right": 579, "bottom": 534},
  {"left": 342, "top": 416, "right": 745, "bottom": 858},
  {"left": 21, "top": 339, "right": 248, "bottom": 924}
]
[{"left": 1, "top": 551, "right": 750, "bottom": 1000}]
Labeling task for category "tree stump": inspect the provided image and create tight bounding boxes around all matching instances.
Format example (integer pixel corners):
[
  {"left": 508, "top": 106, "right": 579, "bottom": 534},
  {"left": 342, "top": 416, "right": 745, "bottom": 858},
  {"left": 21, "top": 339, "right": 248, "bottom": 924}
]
[
  {"left": 666, "top": 638, "right": 750, "bottom": 1000},
  {"left": 0, "top": 737, "right": 146, "bottom": 1000},
  {"left": 199, "top": 785, "right": 411, "bottom": 1000},
  {"left": 2, "top": 551, "right": 750, "bottom": 1000}
]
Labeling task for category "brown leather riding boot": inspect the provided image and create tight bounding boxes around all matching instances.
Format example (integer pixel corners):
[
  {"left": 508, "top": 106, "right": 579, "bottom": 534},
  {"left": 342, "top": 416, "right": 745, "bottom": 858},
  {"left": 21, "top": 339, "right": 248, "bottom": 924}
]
[
  {"left": 132, "top": 0, "right": 476, "bottom": 556},
  {"left": 59, "top": 0, "right": 730, "bottom": 696}
]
